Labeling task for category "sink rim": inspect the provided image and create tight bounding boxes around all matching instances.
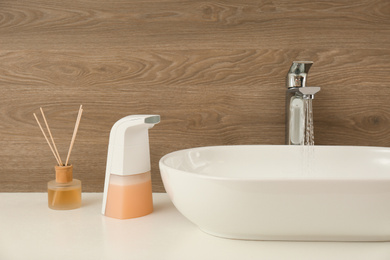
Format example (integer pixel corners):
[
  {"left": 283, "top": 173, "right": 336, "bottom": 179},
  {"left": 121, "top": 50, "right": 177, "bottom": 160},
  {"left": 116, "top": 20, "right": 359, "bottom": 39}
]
[{"left": 160, "top": 144, "right": 390, "bottom": 181}]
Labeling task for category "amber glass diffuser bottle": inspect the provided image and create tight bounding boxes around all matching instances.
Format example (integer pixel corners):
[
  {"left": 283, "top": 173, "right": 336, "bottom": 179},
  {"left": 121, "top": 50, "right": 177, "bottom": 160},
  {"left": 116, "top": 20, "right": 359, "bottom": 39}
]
[{"left": 48, "top": 165, "right": 81, "bottom": 210}]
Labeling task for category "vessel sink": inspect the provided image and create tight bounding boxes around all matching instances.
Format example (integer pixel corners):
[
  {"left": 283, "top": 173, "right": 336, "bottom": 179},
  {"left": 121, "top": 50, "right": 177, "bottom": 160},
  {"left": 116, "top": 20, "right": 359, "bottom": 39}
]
[{"left": 159, "top": 145, "right": 390, "bottom": 241}]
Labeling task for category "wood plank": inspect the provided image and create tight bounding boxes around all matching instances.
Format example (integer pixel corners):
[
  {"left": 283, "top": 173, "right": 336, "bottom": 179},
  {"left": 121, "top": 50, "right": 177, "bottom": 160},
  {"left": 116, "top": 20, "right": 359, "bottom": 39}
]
[{"left": 1, "top": 0, "right": 389, "bottom": 50}]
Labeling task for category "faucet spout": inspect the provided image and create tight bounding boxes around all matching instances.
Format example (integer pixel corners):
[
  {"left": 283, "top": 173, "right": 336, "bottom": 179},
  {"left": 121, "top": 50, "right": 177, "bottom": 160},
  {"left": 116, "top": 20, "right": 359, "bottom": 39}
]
[{"left": 298, "top": 86, "right": 321, "bottom": 99}]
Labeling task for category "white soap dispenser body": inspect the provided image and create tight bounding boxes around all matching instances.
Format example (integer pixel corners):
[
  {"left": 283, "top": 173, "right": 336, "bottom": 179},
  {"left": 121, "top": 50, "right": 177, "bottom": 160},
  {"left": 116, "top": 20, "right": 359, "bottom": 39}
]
[{"left": 102, "top": 115, "right": 160, "bottom": 219}]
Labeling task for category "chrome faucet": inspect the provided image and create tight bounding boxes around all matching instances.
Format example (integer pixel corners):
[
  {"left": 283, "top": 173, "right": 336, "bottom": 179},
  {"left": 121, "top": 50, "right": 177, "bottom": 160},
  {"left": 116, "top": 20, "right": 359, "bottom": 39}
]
[{"left": 285, "top": 61, "right": 320, "bottom": 145}]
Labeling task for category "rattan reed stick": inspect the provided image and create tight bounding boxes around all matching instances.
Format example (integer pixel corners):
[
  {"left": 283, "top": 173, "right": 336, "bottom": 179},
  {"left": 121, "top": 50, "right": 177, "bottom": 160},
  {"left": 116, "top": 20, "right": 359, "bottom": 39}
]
[
  {"left": 40, "top": 107, "right": 63, "bottom": 166},
  {"left": 33, "top": 113, "right": 61, "bottom": 165},
  {"left": 65, "top": 105, "right": 83, "bottom": 166}
]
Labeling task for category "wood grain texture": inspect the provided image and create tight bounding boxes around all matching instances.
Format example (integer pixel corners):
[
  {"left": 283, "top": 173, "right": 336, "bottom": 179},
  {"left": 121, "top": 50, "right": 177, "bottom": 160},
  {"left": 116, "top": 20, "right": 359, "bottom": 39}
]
[
  {"left": 1, "top": 0, "right": 390, "bottom": 50},
  {"left": 0, "top": 0, "right": 390, "bottom": 192}
]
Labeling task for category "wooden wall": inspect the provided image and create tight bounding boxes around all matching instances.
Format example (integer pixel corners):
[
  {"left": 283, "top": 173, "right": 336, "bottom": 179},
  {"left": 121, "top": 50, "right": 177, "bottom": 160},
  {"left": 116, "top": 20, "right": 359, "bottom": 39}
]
[{"left": 1, "top": 0, "right": 389, "bottom": 192}]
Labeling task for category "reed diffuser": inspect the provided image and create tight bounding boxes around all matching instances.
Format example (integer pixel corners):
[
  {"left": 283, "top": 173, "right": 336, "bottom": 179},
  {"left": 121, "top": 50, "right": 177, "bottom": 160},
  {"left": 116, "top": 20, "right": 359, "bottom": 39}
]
[{"left": 34, "top": 105, "right": 83, "bottom": 210}]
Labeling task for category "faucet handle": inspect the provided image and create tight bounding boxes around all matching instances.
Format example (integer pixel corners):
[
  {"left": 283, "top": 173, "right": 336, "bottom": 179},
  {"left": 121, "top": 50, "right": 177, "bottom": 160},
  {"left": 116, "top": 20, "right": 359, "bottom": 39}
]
[
  {"left": 289, "top": 61, "right": 313, "bottom": 74},
  {"left": 286, "top": 61, "right": 314, "bottom": 88}
]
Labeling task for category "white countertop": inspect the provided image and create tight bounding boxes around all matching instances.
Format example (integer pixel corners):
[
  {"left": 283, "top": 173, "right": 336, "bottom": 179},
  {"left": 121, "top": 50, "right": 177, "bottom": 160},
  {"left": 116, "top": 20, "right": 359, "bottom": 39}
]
[{"left": 1, "top": 193, "right": 389, "bottom": 260}]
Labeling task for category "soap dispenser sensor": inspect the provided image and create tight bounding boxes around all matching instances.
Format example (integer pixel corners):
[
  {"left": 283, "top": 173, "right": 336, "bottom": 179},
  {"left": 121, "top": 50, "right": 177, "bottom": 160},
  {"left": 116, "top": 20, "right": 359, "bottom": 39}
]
[{"left": 102, "top": 115, "right": 160, "bottom": 219}]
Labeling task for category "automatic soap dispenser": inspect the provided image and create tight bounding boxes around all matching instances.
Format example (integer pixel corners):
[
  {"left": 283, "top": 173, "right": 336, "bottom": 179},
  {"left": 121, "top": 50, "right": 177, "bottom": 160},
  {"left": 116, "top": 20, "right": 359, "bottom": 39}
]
[{"left": 102, "top": 115, "right": 160, "bottom": 219}]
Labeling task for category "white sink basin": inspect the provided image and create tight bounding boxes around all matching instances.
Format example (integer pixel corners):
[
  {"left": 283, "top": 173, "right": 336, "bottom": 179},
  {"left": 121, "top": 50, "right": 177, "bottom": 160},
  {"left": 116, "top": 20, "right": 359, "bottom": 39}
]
[{"left": 159, "top": 145, "right": 390, "bottom": 241}]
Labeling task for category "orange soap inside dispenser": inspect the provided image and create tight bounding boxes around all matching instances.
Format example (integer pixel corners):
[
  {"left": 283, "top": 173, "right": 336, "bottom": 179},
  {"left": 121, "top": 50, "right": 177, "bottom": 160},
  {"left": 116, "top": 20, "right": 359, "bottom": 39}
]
[{"left": 105, "top": 172, "right": 153, "bottom": 219}]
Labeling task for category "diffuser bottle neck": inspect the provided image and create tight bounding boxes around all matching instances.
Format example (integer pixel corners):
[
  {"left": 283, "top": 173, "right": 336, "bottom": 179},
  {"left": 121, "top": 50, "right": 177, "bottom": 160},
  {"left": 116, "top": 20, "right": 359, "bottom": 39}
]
[{"left": 55, "top": 165, "right": 73, "bottom": 183}]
